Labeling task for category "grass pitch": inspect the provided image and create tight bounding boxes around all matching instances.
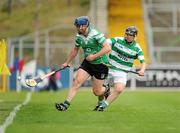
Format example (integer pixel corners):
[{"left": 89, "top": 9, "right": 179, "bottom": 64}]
[{"left": 0, "top": 89, "right": 180, "bottom": 133}]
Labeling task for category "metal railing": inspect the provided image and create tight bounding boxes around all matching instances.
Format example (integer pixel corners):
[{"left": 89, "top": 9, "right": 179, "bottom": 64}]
[{"left": 143, "top": 0, "right": 180, "bottom": 64}]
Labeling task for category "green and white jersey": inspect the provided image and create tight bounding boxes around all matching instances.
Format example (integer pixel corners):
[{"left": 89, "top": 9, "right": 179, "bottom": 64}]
[
  {"left": 75, "top": 26, "right": 108, "bottom": 64},
  {"left": 107, "top": 37, "right": 145, "bottom": 72}
]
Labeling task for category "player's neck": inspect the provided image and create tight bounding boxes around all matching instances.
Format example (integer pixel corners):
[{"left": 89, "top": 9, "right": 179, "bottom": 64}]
[{"left": 125, "top": 38, "right": 135, "bottom": 45}]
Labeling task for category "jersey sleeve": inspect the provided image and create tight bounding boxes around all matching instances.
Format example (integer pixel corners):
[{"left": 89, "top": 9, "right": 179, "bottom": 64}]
[
  {"left": 107, "top": 37, "right": 122, "bottom": 47},
  {"left": 94, "top": 33, "right": 106, "bottom": 45},
  {"left": 106, "top": 38, "right": 112, "bottom": 46},
  {"left": 75, "top": 36, "right": 81, "bottom": 47},
  {"left": 136, "top": 44, "right": 145, "bottom": 63}
]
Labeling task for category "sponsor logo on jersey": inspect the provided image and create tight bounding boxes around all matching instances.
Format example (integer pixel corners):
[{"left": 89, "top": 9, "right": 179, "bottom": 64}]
[{"left": 118, "top": 54, "right": 128, "bottom": 61}]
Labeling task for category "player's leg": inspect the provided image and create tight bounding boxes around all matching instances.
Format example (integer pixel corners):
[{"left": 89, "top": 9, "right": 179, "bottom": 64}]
[
  {"left": 55, "top": 68, "right": 90, "bottom": 111},
  {"left": 96, "top": 70, "right": 127, "bottom": 111},
  {"left": 66, "top": 68, "right": 90, "bottom": 101},
  {"left": 91, "top": 63, "right": 109, "bottom": 110},
  {"left": 106, "top": 83, "right": 125, "bottom": 104},
  {"left": 92, "top": 78, "right": 105, "bottom": 96},
  {"left": 93, "top": 79, "right": 111, "bottom": 111},
  {"left": 96, "top": 83, "right": 125, "bottom": 111}
]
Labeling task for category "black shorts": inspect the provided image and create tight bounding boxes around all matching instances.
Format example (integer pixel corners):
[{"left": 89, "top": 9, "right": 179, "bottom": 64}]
[{"left": 79, "top": 59, "right": 109, "bottom": 80}]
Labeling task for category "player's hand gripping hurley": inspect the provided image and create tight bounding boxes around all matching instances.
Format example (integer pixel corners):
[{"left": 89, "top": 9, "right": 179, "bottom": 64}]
[
  {"left": 129, "top": 70, "right": 138, "bottom": 75},
  {"left": 129, "top": 70, "right": 145, "bottom": 76},
  {"left": 25, "top": 66, "right": 70, "bottom": 87}
]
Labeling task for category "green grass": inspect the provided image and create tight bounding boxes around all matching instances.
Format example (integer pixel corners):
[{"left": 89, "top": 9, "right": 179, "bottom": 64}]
[
  {"left": 0, "top": 89, "right": 180, "bottom": 133},
  {"left": 0, "top": 92, "right": 27, "bottom": 125}
]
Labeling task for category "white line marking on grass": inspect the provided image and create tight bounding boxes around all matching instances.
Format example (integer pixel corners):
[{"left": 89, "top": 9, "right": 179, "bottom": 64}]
[{"left": 0, "top": 92, "right": 32, "bottom": 133}]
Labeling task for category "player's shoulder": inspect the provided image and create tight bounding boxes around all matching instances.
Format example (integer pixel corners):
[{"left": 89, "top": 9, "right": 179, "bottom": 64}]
[
  {"left": 75, "top": 32, "right": 81, "bottom": 37},
  {"left": 75, "top": 34, "right": 83, "bottom": 44},
  {"left": 110, "top": 37, "right": 124, "bottom": 42},
  {"left": 134, "top": 42, "right": 143, "bottom": 51},
  {"left": 114, "top": 37, "right": 124, "bottom": 41},
  {"left": 89, "top": 27, "right": 103, "bottom": 36},
  {"left": 75, "top": 34, "right": 81, "bottom": 40},
  {"left": 134, "top": 42, "right": 141, "bottom": 48}
]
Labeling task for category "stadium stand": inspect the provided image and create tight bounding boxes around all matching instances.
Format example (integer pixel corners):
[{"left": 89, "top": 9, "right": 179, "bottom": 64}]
[
  {"left": 108, "top": 0, "right": 149, "bottom": 65},
  {"left": 144, "top": 0, "right": 180, "bottom": 63}
]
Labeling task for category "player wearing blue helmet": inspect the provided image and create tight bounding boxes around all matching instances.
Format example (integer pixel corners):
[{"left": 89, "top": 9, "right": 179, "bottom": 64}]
[
  {"left": 55, "top": 16, "right": 111, "bottom": 111},
  {"left": 74, "top": 16, "right": 89, "bottom": 28}
]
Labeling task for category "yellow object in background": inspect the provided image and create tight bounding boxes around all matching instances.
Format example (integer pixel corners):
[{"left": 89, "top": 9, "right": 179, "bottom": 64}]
[
  {"left": 0, "top": 39, "right": 10, "bottom": 75},
  {"left": 0, "top": 39, "right": 10, "bottom": 92},
  {"left": 108, "top": 0, "right": 150, "bottom": 66}
]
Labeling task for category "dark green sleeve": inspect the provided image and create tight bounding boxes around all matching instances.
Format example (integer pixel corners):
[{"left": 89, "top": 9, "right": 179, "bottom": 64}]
[
  {"left": 75, "top": 36, "right": 81, "bottom": 47},
  {"left": 137, "top": 50, "right": 145, "bottom": 63},
  {"left": 110, "top": 38, "right": 116, "bottom": 47}
]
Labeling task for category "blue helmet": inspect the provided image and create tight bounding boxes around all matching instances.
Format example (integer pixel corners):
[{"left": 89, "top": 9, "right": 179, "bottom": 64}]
[
  {"left": 74, "top": 16, "right": 89, "bottom": 27},
  {"left": 125, "top": 26, "right": 138, "bottom": 36}
]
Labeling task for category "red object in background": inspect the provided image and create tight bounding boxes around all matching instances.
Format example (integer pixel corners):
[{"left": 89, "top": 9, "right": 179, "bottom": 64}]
[
  {"left": 18, "top": 59, "right": 24, "bottom": 72},
  {"left": 11, "top": 58, "right": 25, "bottom": 72}
]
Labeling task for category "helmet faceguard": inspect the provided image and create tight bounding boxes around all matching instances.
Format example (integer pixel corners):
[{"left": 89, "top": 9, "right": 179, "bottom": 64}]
[
  {"left": 125, "top": 26, "right": 138, "bottom": 37},
  {"left": 74, "top": 16, "right": 89, "bottom": 27}
]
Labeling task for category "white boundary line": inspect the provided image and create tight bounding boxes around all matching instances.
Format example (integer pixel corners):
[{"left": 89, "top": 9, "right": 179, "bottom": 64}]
[{"left": 0, "top": 92, "right": 32, "bottom": 133}]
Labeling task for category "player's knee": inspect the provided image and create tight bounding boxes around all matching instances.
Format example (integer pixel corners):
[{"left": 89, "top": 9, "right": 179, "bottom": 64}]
[
  {"left": 115, "top": 87, "right": 124, "bottom": 94},
  {"left": 93, "top": 90, "right": 101, "bottom": 96},
  {"left": 93, "top": 88, "right": 103, "bottom": 96}
]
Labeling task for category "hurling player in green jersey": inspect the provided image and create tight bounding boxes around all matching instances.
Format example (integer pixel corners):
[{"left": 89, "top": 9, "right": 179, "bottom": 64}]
[
  {"left": 55, "top": 16, "right": 111, "bottom": 111},
  {"left": 95, "top": 26, "right": 146, "bottom": 111}
]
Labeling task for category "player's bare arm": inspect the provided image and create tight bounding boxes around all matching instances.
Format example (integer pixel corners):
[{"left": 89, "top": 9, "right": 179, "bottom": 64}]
[
  {"left": 138, "top": 62, "right": 146, "bottom": 76},
  {"left": 86, "top": 41, "right": 111, "bottom": 61},
  {"left": 62, "top": 46, "right": 79, "bottom": 68}
]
